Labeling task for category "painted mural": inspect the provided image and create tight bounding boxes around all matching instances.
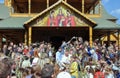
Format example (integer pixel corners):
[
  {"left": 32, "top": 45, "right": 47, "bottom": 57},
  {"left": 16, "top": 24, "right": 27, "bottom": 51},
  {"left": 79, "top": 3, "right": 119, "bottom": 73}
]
[
  {"left": 35, "top": 7, "right": 87, "bottom": 27},
  {"left": 47, "top": 8, "right": 75, "bottom": 27}
]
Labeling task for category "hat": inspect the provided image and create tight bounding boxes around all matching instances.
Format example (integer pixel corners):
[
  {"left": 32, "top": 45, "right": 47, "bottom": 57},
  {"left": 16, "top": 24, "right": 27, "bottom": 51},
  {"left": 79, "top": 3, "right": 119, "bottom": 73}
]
[{"left": 57, "top": 72, "right": 71, "bottom": 78}]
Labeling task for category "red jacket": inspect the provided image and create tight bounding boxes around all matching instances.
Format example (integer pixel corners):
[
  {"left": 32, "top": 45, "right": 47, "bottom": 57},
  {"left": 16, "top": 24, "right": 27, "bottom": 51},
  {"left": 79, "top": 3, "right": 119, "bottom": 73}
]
[{"left": 94, "top": 71, "right": 105, "bottom": 78}]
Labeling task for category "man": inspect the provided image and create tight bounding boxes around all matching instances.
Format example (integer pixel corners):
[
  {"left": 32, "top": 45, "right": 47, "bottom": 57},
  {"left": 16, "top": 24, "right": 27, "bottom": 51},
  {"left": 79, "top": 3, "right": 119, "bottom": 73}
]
[
  {"left": 56, "top": 47, "right": 63, "bottom": 64},
  {"left": 60, "top": 50, "right": 70, "bottom": 70},
  {"left": 41, "top": 64, "right": 54, "bottom": 78}
]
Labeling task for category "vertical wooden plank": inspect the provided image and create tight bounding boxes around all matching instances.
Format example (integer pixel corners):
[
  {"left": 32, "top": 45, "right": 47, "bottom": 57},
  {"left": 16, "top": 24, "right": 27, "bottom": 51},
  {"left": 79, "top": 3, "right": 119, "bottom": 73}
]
[
  {"left": 65, "top": 0, "right": 67, "bottom": 2},
  {"left": 28, "top": 0, "right": 31, "bottom": 14},
  {"left": 82, "top": 0, "right": 84, "bottom": 13},
  {"left": 47, "top": 0, "right": 49, "bottom": 8},
  {"left": 89, "top": 27, "right": 93, "bottom": 47},
  {"left": 28, "top": 27, "right": 32, "bottom": 45}
]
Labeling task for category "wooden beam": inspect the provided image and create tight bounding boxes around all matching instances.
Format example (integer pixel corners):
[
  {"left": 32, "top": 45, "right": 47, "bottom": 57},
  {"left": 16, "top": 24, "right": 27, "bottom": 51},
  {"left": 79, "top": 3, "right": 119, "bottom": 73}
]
[
  {"left": 47, "top": 0, "right": 49, "bottom": 8},
  {"left": 11, "top": 13, "right": 37, "bottom": 17},
  {"left": 82, "top": 0, "right": 84, "bottom": 13},
  {"left": 86, "top": 14, "right": 101, "bottom": 18},
  {"left": 28, "top": 0, "right": 31, "bottom": 14},
  {"left": 112, "top": 34, "right": 118, "bottom": 40},
  {"left": 65, "top": 0, "right": 67, "bottom": 2},
  {"left": 28, "top": 27, "right": 32, "bottom": 45},
  {"left": 87, "top": 0, "right": 99, "bottom": 14},
  {"left": 89, "top": 27, "right": 93, "bottom": 47}
]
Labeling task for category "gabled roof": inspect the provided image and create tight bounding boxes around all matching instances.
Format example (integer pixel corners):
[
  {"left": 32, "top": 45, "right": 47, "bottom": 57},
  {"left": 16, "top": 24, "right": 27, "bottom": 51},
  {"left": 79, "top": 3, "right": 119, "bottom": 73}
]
[
  {"left": 0, "top": 3, "right": 10, "bottom": 19},
  {"left": 91, "top": 5, "right": 120, "bottom": 30},
  {"left": 24, "top": 0, "right": 96, "bottom": 27},
  {"left": 92, "top": 18, "right": 120, "bottom": 29},
  {"left": 0, "top": 17, "right": 31, "bottom": 29},
  {"left": 101, "top": 5, "right": 117, "bottom": 20}
]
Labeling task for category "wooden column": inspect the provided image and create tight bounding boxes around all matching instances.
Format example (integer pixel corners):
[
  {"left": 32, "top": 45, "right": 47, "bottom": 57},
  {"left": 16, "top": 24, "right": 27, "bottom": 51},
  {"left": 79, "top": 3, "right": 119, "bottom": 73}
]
[
  {"left": 47, "top": 0, "right": 49, "bottom": 8},
  {"left": 0, "top": 34, "right": 2, "bottom": 51},
  {"left": 65, "top": 0, "right": 67, "bottom": 2},
  {"left": 82, "top": 0, "right": 84, "bottom": 13},
  {"left": 28, "top": 0, "right": 31, "bottom": 14},
  {"left": 9, "top": 0, "right": 12, "bottom": 14},
  {"left": 89, "top": 27, "right": 93, "bottom": 47},
  {"left": 28, "top": 27, "right": 32, "bottom": 45},
  {"left": 24, "top": 31, "right": 27, "bottom": 46}
]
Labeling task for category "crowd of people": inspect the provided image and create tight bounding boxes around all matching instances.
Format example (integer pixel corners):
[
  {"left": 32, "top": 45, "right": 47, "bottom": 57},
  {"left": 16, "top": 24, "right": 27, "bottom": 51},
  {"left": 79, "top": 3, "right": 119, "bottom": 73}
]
[{"left": 0, "top": 36, "right": 120, "bottom": 78}]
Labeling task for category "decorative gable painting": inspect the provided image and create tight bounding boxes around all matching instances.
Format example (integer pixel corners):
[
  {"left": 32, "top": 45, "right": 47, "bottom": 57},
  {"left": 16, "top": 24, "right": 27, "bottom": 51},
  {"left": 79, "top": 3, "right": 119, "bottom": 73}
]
[{"left": 34, "top": 5, "right": 87, "bottom": 27}]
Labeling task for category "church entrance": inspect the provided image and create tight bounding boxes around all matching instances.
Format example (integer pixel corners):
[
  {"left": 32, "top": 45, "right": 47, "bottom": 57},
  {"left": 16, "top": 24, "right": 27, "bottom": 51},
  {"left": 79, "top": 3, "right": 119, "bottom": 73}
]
[{"left": 32, "top": 27, "right": 89, "bottom": 49}]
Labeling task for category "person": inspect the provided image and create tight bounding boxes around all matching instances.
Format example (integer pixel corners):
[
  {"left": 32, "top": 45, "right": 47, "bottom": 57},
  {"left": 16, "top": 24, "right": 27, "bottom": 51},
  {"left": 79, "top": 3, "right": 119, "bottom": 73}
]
[
  {"left": 60, "top": 50, "right": 70, "bottom": 69},
  {"left": 0, "top": 57, "right": 14, "bottom": 78},
  {"left": 2, "top": 44, "right": 8, "bottom": 55},
  {"left": 65, "top": 10, "right": 76, "bottom": 26},
  {"left": 94, "top": 66, "right": 105, "bottom": 78},
  {"left": 23, "top": 45, "right": 29, "bottom": 55},
  {"left": 70, "top": 55, "right": 79, "bottom": 78},
  {"left": 41, "top": 64, "right": 54, "bottom": 78},
  {"left": 56, "top": 47, "right": 62, "bottom": 64},
  {"left": 47, "top": 10, "right": 57, "bottom": 26},
  {"left": 56, "top": 8, "right": 65, "bottom": 26},
  {"left": 21, "top": 56, "right": 31, "bottom": 68}
]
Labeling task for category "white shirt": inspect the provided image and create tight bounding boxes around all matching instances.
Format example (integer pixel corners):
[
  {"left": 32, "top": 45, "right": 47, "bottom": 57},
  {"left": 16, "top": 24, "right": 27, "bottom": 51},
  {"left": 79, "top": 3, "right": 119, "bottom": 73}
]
[{"left": 60, "top": 54, "right": 70, "bottom": 66}]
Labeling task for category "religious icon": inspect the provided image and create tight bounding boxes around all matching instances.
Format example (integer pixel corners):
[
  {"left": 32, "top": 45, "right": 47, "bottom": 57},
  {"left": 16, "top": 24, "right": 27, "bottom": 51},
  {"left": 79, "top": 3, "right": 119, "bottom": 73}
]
[
  {"left": 65, "top": 10, "right": 76, "bottom": 27},
  {"left": 47, "top": 10, "right": 57, "bottom": 26},
  {"left": 56, "top": 8, "right": 66, "bottom": 26}
]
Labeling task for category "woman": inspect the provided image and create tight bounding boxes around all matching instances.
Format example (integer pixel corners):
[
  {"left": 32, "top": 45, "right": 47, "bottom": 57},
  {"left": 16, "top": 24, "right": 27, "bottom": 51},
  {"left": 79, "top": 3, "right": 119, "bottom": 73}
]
[{"left": 70, "top": 55, "right": 79, "bottom": 78}]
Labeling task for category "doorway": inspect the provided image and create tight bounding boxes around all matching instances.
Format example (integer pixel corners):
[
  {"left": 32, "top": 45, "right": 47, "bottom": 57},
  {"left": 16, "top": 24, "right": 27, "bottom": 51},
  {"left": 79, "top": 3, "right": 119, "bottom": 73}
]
[{"left": 50, "top": 36, "right": 65, "bottom": 50}]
